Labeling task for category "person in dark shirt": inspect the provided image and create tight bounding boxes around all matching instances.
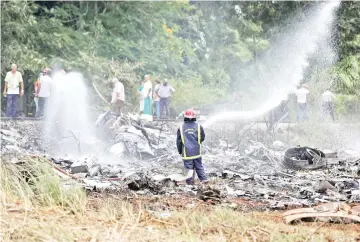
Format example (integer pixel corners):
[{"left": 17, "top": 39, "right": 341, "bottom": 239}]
[{"left": 176, "top": 109, "right": 207, "bottom": 185}]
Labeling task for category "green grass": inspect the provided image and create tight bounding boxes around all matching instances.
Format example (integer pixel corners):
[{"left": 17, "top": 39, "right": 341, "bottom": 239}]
[{"left": 0, "top": 157, "right": 87, "bottom": 213}]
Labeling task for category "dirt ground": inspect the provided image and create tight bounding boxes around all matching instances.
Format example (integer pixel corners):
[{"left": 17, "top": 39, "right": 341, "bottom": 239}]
[{"left": 2, "top": 194, "right": 360, "bottom": 242}]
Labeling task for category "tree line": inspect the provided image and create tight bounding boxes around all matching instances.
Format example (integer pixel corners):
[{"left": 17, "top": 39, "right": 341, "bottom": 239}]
[{"left": 1, "top": 1, "right": 359, "bottom": 115}]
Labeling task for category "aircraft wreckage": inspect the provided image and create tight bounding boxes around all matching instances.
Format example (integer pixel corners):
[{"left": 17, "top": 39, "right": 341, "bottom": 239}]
[{"left": 1, "top": 114, "right": 360, "bottom": 224}]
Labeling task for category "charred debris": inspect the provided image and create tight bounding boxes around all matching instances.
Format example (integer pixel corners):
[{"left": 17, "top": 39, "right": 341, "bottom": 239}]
[{"left": 1, "top": 114, "right": 360, "bottom": 211}]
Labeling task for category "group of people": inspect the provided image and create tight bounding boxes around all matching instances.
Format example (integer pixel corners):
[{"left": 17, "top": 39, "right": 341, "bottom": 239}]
[
  {"left": 2, "top": 64, "right": 53, "bottom": 118},
  {"left": 3, "top": 65, "right": 206, "bottom": 185},
  {"left": 269, "top": 84, "right": 337, "bottom": 125},
  {"left": 3, "top": 64, "right": 176, "bottom": 121},
  {"left": 132, "top": 75, "right": 175, "bottom": 120},
  {"left": 295, "top": 84, "right": 336, "bottom": 122}
]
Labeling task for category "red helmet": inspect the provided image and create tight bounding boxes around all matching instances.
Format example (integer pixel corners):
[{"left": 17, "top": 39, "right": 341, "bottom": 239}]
[{"left": 184, "top": 109, "right": 196, "bottom": 118}]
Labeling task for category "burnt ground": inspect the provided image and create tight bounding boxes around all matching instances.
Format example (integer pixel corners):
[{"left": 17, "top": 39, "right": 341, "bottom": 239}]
[{"left": 1, "top": 117, "right": 360, "bottom": 210}]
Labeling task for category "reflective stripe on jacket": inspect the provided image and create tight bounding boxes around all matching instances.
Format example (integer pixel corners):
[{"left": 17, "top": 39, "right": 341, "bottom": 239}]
[{"left": 179, "top": 122, "right": 201, "bottom": 160}]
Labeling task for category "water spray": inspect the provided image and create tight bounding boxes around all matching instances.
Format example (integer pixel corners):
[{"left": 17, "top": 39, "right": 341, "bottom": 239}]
[{"left": 204, "top": 1, "right": 340, "bottom": 128}]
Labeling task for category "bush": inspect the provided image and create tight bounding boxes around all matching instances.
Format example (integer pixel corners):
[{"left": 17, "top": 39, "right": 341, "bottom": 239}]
[
  {"left": 335, "top": 94, "right": 360, "bottom": 121},
  {"left": 171, "top": 78, "right": 222, "bottom": 111}
]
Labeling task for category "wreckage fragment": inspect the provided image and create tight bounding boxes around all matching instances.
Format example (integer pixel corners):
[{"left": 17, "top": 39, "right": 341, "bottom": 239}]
[
  {"left": 197, "top": 186, "right": 223, "bottom": 203},
  {"left": 284, "top": 202, "right": 360, "bottom": 224},
  {"left": 313, "top": 180, "right": 337, "bottom": 193},
  {"left": 123, "top": 172, "right": 164, "bottom": 192},
  {"left": 272, "top": 140, "right": 285, "bottom": 151},
  {"left": 283, "top": 147, "right": 326, "bottom": 170}
]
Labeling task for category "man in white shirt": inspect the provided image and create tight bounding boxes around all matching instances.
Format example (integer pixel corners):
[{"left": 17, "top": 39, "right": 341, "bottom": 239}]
[
  {"left": 157, "top": 79, "right": 175, "bottom": 119},
  {"left": 295, "top": 84, "right": 310, "bottom": 122},
  {"left": 141, "top": 75, "right": 153, "bottom": 121},
  {"left": 111, "top": 78, "right": 125, "bottom": 115},
  {"left": 3, "top": 64, "right": 24, "bottom": 117},
  {"left": 36, "top": 68, "right": 52, "bottom": 117},
  {"left": 322, "top": 89, "right": 336, "bottom": 122}
]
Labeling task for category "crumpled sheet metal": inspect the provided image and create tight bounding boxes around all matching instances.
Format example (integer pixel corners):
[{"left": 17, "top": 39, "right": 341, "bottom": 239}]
[
  {"left": 283, "top": 202, "right": 360, "bottom": 224},
  {"left": 99, "top": 114, "right": 179, "bottom": 158}
]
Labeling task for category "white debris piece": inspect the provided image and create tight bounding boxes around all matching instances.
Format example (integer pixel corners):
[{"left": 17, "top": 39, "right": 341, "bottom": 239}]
[
  {"left": 82, "top": 179, "right": 112, "bottom": 189},
  {"left": 272, "top": 140, "right": 285, "bottom": 151},
  {"left": 110, "top": 142, "right": 126, "bottom": 155}
]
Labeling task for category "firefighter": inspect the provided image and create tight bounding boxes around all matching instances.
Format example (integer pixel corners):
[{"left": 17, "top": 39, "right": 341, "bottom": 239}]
[{"left": 176, "top": 109, "right": 208, "bottom": 185}]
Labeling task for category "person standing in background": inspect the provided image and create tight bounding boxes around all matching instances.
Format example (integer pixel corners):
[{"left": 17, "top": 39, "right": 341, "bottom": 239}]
[
  {"left": 3, "top": 64, "right": 24, "bottom": 117},
  {"left": 141, "top": 75, "right": 153, "bottom": 121},
  {"left": 322, "top": 88, "right": 336, "bottom": 122},
  {"left": 137, "top": 81, "right": 145, "bottom": 114},
  {"left": 36, "top": 68, "right": 52, "bottom": 117},
  {"left": 158, "top": 79, "right": 175, "bottom": 119},
  {"left": 34, "top": 72, "right": 42, "bottom": 117},
  {"left": 295, "top": 84, "right": 310, "bottom": 122},
  {"left": 111, "top": 78, "right": 125, "bottom": 116},
  {"left": 153, "top": 80, "right": 161, "bottom": 119}
]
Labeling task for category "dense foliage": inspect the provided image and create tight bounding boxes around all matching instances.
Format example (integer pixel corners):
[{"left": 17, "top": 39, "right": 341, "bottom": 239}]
[
  {"left": 335, "top": 1, "right": 360, "bottom": 95},
  {"left": 1, "top": 1, "right": 359, "bottom": 113}
]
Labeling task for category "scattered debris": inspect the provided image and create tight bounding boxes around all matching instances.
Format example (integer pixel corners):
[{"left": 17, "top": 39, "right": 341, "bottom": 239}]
[
  {"left": 284, "top": 202, "right": 360, "bottom": 224},
  {"left": 2, "top": 117, "right": 360, "bottom": 210}
]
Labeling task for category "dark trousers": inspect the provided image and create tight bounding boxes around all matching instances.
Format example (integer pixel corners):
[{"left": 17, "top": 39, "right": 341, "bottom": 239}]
[
  {"left": 322, "top": 101, "right": 335, "bottom": 121},
  {"left": 112, "top": 99, "right": 124, "bottom": 115},
  {"left": 38, "top": 97, "right": 48, "bottom": 117},
  {"left": 183, "top": 157, "right": 207, "bottom": 184},
  {"left": 6, "top": 94, "right": 19, "bottom": 117},
  {"left": 160, "top": 97, "right": 170, "bottom": 119}
]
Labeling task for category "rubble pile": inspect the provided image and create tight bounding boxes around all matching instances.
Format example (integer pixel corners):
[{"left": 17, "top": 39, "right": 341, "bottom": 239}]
[
  {"left": 95, "top": 111, "right": 179, "bottom": 162},
  {"left": 1, "top": 120, "right": 43, "bottom": 157},
  {"left": 1, "top": 116, "right": 360, "bottom": 209}
]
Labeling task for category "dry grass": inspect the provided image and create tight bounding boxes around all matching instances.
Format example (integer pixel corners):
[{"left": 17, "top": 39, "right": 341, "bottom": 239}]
[{"left": 1, "top": 158, "right": 359, "bottom": 242}]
